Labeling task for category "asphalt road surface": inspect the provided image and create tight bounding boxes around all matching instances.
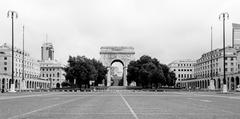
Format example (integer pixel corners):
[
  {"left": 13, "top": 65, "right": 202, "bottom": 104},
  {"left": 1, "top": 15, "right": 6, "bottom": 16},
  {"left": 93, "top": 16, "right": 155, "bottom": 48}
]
[{"left": 0, "top": 91, "right": 240, "bottom": 119}]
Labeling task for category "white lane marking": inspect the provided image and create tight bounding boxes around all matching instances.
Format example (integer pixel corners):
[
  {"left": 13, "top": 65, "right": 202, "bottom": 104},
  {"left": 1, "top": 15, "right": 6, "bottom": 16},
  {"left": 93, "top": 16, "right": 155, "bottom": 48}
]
[
  {"left": 118, "top": 91, "right": 139, "bottom": 119},
  {"left": 8, "top": 98, "right": 79, "bottom": 119},
  {"left": 199, "top": 99, "right": 212, "bottom": 102}
]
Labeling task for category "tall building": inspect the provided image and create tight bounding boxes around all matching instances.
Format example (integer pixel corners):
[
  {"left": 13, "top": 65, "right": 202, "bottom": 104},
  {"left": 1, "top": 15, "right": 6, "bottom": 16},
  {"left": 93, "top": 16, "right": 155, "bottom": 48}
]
[
  {"left": 232, "top": 23, "right": 240, "bottom": 50},
  {"left": 168, "top": 59, "right": 195, "bottom": 85},
  {"left": 0, "top": 43, "right": 50, "bottom": 92},
  {"left": 41, "top": 42, "right": 54, "bottom": 61}
]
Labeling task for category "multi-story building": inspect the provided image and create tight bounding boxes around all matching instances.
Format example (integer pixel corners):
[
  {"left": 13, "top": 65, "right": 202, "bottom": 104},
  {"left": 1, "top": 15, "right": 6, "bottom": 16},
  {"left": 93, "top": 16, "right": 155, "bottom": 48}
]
[
  {"left": 39, "top": 60, "right": 65, "bottom": 88},
  {"left": 180, "top": 46, "right": 240, "bottom": 91},
  {"left": 41, "top": 42, "right": 54, "bottom": 61},
  {"left": 194, "top": 46, "right": 238, "bottom": 79},
  {"left": 0, "top": 43, "right": 50, "bottom": 92},
  {"left": 39, "top": 42, "right": 65, "bottom": 88},
  {"left": 168, "top": 59, "right": 195, "bottom": 86}
]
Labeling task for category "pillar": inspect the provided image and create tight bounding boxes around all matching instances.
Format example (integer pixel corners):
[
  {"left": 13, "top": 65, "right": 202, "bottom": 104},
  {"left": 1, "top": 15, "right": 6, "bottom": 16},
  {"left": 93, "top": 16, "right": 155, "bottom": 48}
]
[
  {"left": 234, "top": 78, "right": 236, "bottom": 90},
  {"left": 107, "top": 67, "right": 111, "bottom": 86},
  {"left": 228, "top": 78, "right": 231, "bottom": 91},
  {"left": 123, "top": 66, "right": 128, "bottom": 86}
]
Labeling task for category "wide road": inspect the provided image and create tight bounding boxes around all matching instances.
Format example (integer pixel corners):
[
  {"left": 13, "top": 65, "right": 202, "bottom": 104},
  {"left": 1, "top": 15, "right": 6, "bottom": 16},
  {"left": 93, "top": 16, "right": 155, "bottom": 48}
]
[{"left": 0, "top": 91, "right": 240, "bottom": 119}]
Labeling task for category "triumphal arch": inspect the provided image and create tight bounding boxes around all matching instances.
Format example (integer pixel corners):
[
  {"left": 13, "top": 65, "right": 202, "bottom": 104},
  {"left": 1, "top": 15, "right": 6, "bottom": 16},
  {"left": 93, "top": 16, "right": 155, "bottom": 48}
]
[{"left": 100, "top": 46, "right": 135, "bottom": 86}]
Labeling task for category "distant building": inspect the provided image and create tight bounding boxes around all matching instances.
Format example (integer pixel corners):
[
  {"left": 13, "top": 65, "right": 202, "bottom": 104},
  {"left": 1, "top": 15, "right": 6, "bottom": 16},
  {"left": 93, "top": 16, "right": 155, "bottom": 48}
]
[
  {"left": 168, "top": 59, "right": 195, "bottom": 85},
  {"left": 232, "top": 23, "right": 240, "bottom": 50},
  {"left": 39, "top": 60, "right": 66, "bottom": 88},
  {"left": 41, "top": 42, "right": 54, "bottom": 61},
  {"left": 0, "top": 43, "right": 50, "bottom": 92}
]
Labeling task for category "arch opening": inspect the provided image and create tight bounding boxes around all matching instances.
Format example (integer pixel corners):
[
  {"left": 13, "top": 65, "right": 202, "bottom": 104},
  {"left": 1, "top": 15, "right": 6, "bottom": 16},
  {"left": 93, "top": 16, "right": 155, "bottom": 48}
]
[{"left": 110, "top": 60, "right": 124, "bottom": 86}]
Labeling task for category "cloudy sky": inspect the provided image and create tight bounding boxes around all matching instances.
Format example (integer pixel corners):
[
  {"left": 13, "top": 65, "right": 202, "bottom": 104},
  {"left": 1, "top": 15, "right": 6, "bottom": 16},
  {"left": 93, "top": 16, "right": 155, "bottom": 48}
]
[{"left": 0, "top": 0, "right": 240, "bottom": 65}]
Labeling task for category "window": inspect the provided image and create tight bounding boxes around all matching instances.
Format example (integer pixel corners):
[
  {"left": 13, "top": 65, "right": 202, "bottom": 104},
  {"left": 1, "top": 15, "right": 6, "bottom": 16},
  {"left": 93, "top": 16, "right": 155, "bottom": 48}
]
[
  {"left": 42, "top": 74, "right": 45, "bottom": 77},
  {"left": 231, "top": 57, "right": 234, "bottom": 61},
  {"left": 4, "top": 67, "right": 7, "bottom": 71},
  {"left": 57, "top": 72, "right": 60, "bottom": 77},
  {"left": 4, "top": 57, "right": 7, "bottom": 60},
  {"left": 46, "top": 74, "right": 48, "bottom": 77},
  {"left": 4, "top": 62, "right": 7, "bottom": 65}
]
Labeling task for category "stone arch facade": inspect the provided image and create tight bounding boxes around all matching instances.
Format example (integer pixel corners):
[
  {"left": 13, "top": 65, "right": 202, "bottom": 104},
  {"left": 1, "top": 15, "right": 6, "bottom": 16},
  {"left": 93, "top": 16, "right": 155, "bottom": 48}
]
[{"left": 100, "top": 46, "right": 135, "bottom": 86}]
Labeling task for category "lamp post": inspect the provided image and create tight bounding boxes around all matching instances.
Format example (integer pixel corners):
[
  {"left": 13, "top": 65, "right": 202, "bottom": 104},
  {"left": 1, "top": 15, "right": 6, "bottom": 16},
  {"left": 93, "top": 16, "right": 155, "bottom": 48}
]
[
  {"left": 219, "top": 12, "right": 229, "bottom": 93},
  {"left": 209, "top": 26, "right": 215, "bottom": 90},
  {"left": 7, "top": 10, "right": 18, "bottom": 92}
]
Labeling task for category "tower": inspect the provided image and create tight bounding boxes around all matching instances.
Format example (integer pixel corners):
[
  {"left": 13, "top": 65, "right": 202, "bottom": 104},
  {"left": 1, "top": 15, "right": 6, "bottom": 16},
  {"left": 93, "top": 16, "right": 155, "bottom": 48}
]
[
  {"left": 232, "top": 23, "right": 240, "bottom": 50},
  {"left": 41, "top": 42, "right": 54, "bottom": 61}
]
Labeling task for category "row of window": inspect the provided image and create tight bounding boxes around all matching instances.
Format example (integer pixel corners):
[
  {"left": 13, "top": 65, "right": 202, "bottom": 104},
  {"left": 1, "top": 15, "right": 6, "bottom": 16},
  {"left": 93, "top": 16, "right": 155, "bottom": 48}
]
[
  {"left": 173, "top": 69, "right": 193, "bottom": 72},
  {"left": 41, "top": 68, "right": 61, "bottom": 71},
  {"left": 41, "top": 73, "right": 60, "bottom": 78},
  {"left": 177, "top": 63, "right": 192, "bottom": 67},
  {"left": 195, "top": 68, "right": 237, "bottom": 78},
  {"left": 195, "top": 62, "right": 237, "bottom": 71},
  {"left": 177, "top": 74, "right": 193, "bottom": 79}
]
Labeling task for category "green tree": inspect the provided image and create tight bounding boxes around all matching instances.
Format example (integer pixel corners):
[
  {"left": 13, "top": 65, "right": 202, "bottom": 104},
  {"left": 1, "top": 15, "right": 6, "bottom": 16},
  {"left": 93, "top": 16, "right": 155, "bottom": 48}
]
[
  {"left": 64, "top": 56, "right": 107, "bottom": 88},
  {"left": 127, "top": 55, "right": 176, "bottom": 88}
]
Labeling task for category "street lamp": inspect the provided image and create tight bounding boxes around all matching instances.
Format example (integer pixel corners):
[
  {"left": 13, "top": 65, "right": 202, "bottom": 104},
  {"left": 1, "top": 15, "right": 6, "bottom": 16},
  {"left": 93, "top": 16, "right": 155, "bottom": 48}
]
[
  {"left": 7, "top": 10, "right": 18, "bottom": 92},
  {"left": 219, "top": 12, "right": 229, "bottom": 93}
]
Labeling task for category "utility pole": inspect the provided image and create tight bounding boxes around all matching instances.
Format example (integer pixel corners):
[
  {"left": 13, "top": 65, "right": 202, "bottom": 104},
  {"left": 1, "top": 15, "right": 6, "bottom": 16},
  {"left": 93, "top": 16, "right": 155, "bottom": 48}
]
[
  {"left": 7, "top": 10, "right": 18, "bottom": 93},
  {"left": 22, "top": 25, "right": 25, "bottom": 91},
  {"left": 209, "top": 26, "right": 215, "bottom": 90},
  {"left": 219, "top": 12, "right": 229, "bottom": 93}
]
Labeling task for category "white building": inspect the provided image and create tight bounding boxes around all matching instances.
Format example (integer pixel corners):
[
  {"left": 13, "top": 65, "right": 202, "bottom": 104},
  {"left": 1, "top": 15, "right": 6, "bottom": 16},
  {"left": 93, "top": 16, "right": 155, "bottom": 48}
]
[
  {"left": 168, "top": 59, "right": 195, "bottom": 86},
  {"left": 0, "top": 43, "right": 50, "bottom": 92},
  {"left": 39, "top": 60, "right": 66, "bottom": 88}
]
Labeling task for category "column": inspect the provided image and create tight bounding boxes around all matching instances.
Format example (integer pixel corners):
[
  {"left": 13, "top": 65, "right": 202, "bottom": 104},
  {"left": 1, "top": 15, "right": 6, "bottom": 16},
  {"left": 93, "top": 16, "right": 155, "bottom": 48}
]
[
  {"left": 234, "top": 78, "right": 236, "bottom": 90},
  {"left": 123, "top": 66, "right": 128, "bottom": 86},
  {"left": 228, "top": 78, "right": 231, "bottom": 91},
  {"left": 107, "top": 67, "right": 111, "bottom": 86}
]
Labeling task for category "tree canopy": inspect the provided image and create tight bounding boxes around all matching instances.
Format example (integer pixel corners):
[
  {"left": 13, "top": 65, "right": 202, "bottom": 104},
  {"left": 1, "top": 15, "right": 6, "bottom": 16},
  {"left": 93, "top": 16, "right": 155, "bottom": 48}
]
[
  {"left": 127, "top": 55, "right": 176, "bottom": 88},
  {"left": 64, "top": 56, "right": 107, "bottom": 88}
]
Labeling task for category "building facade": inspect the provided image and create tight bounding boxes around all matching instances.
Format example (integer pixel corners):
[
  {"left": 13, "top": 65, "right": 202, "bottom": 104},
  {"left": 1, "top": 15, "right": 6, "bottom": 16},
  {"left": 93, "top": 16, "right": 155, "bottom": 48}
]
[
  {"left": 180, "top": 46, "right": 240, "bottom": 91},
  {"left": 168, "top": 59, "right": 195, "bottom": 86},
  {"left": 39, "top": 60, "right": 66, "bottom": 88},
  {"left": 0, "top": 43, "right": 50, "bottom": 92}
]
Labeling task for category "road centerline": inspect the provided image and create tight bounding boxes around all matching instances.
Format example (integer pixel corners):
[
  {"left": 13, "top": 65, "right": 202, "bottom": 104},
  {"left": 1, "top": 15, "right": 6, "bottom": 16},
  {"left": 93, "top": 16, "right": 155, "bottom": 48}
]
[{"left": 118, "top": 91, "right": 139, "bottom": 119}]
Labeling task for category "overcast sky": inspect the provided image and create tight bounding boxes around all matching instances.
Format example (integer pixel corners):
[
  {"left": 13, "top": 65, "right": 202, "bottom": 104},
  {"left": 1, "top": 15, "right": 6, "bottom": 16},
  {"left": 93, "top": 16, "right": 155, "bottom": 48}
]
[{"left": 1, "top": 0, "right": 240, "bottom": 65}]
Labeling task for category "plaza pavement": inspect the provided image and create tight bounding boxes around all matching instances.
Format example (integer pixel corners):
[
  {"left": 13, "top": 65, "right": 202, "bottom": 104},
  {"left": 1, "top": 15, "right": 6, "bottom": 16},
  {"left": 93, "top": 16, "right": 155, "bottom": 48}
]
[{"left": 0, "top": 91, "right": 240, "bottom": 119}]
